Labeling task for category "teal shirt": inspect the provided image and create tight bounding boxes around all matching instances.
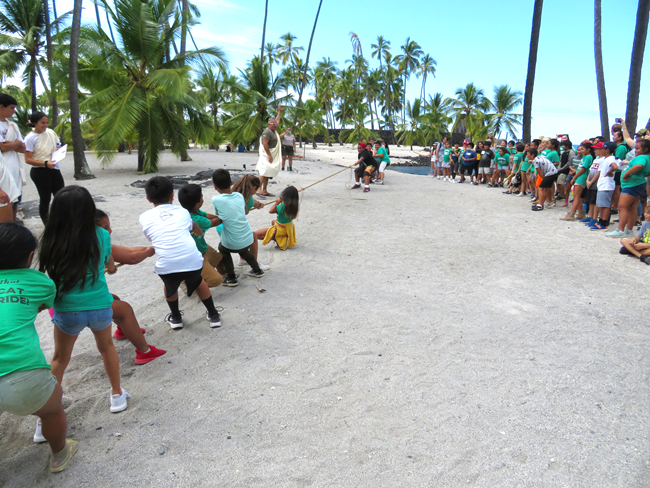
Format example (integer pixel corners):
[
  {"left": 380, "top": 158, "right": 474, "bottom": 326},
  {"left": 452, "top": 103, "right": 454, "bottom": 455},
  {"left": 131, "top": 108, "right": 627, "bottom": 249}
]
[
  {"left": 442, "top": 148, "right": 451, "bottom": 163},
  {"left": 621, "top": 155, "right": 650, "bottom": 189},
  {"left": 190, "top": 209, "right": 211, "bottom": 255},
  {"left": 495, "top": 154, "right": 509, "bottom": 167},
  {"left": 54, "top": 227, "right": 114, "bottom": 312},
  {"left": 512, "top": 152, "right": 524, "bottom": 172},
  {"left": 276, "top": 202, "right": 293, "bottom": 224},
  {"left": 575, "top": 154, "right": 593, "bottom": 186},
  {"left": 212, "top": 192, "right": 254, "bottom": 250},
  {"left": 546, "top": 150, "right": 560, "bottom": 165},
  {"left": 376, "top": 147, "right": 390, "bottom": 164},
  {"left": 0, "top": 268, "right": 56, "bottom": 377}
]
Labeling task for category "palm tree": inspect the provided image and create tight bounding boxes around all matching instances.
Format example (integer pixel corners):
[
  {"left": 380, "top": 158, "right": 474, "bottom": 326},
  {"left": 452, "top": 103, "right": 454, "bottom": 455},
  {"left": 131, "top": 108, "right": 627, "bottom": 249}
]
[
  {"left": 291, "top": 99, "right": 326, "bottom": 148},
  {"left": 260, "top": 0, "right": 268, "bottom": 63},
  {"left": 0, "top": 0, "right": 45, "bottom": 111},
  {"left": 398, "top": 98, "right": 425, "bottom": 150},
  {"left": 451, "top": 83, "right": 488, "bottom": 142},
  {"left": 625, "top": 0, "right": 650, "bottom": 133},
  {"left": 371, "top": 36, "right": 390, "bottom": 69},
  {"left": 42, "top": 0, "right": 57, "bottom": 126},
  {"left": 417, "top": 54, "right": 437, "bottom": 101},
  {"left": 425, "top": 92, "right": 452, "bottom": 115},
  {"left": 292, "top": 0, "right": 323, "bottom": 128},
  {"left": 488, "top": 84, "right": 523, "bottom": 139},
  {"left": 223, "top": 58, "right": 291, "bottom": 146},
  {"left": 349, "top": 33, "right": 374, "bottom": 130},
  {"left": 394, "top": 37, "right": 422, "bottom": 122},
  {"left": 314, "top": 57, "right": 337, "bottom": 143},
  {"left": 339, "top": 102, "right": 374, "bottom": 144},
  {"left": 70, "top": 0, "right": 94, "bottom": 179},
  {"left": 594, "top": 0, "right": 609, "bottom": 140},
  {"left": 81, "top": 0, "right": 225, "bottom": 173},
  {"left": 523, "top": 0, "right": 544, "bottom": 142},
  {"left": 421, "top": 107, "right": 451, "bottom": 146},
  {"left": 264, "top": 42, "right": 278, "bottom": 73}
]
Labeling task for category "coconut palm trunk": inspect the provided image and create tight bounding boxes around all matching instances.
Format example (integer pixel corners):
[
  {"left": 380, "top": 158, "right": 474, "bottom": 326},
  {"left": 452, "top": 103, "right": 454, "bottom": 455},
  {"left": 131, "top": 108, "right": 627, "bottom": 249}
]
[
  {"left": 625, "top": 0, "right": 650, "bottom": 132},
  {"left": 42, "top": 0, "right": 58, "bottom": 127},
  {"left": 261, "top": 0, "right": 268, "bottom": 62},
  {"left": 94, "top": 0, "right": 102, "bottom": 28},
  {"left": 69, "top": 0, "right": 94, "bottom": 179},
  {"left": 523, "top": 0, "right": 544, "bottom": 142},
  {"left": 594, "top": 0, "right": 610, "bottom": 140},
  {"left": 178, "top": 0, "right": 191, "bottom": 161},
  {"left": 292, "top": 0, "right": 323, "bottom": 127}
]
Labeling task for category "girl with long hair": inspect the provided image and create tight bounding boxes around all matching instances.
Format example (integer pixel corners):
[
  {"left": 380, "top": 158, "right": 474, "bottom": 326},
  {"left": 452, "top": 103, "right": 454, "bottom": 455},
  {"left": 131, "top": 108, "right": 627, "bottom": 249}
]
[
  {"left": 255, "top": 186, "right": 300, "bottom": 250},
  {"left": 38, "top": 186, "right": 130, "bottom": 415},
  {"left": 561, "top": 142, "right": 594, "bottom": 221}
]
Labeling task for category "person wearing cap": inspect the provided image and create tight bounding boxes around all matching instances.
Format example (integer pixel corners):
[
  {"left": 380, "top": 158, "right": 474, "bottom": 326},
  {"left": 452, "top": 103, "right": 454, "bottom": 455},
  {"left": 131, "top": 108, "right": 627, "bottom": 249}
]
[
  {"left": 372, "top": 141, "right": 390, "bottom": 185},
  {"left": 351, "top": 143, "right": 378, "bottom": 193},
  {"left": 587, "top": 142, "right": 618, "bottom": 230},
  {"left": 607, "top": 139, "right": 650, "bottom": 237},
  {"left": 449, "top": 142, "right": 462, "bottom": 182},
  {"left": 460, "top": 142, "right": 477, "bottom": 184},
  {"left": 528, "top": 149, "right": 558, "bottom": 211}
]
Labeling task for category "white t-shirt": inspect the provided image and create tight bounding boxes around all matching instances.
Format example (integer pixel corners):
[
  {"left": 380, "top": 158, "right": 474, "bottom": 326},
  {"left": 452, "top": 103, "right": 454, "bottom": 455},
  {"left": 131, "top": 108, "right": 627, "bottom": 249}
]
[
  {"left": 0, "top": 120, "right": 23, "bottom": 144},
  {"left": 0, "top": 120, "right": 24, "bottom": 191},
  {"left": 533, "top": 156, "right": 558, "bottom": 176},
  {"left": 597, "top": 155, "right": 617, "bottom": 191},
  {"left": 589, "top": 157, "right": 602, "bottom": 179},
  {"left": 139, "top": 204, "right": 204, "bottom": 275},
  {"left": 24, "top": 131, "right": 61, "bottom": 170}
]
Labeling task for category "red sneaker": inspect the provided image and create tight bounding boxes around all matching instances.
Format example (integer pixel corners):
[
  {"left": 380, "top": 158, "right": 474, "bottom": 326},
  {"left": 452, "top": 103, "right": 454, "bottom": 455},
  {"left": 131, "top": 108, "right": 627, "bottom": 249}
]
[
  {"left": 114, "top": 327, "right": 146, "bottom": 340},
  {"left": 135, "top": 346, "right": 167, "bottom": 365}
]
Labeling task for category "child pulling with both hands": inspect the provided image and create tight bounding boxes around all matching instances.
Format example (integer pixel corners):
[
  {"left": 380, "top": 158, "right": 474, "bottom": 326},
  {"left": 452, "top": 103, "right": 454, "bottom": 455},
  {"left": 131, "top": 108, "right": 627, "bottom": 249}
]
[{"left": 254, "top": 186, "right": 300, "bottom": 250}]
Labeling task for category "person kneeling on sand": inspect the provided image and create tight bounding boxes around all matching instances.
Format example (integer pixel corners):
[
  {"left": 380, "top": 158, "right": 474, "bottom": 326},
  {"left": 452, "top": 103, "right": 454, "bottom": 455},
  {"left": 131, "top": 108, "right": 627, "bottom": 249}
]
[
  {"left": 351, "top": 143, "right": 378, "bottom": 193},
  {"left": 0, "top": 223, "right": 79, "bottom": 472},
  {"left": 619, "top": 206, "right": 650, "bottom": 264}
]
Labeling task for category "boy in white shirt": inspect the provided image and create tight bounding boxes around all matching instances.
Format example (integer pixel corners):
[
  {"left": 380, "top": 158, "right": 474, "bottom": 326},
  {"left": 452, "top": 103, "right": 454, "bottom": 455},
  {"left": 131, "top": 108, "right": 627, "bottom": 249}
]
[
  {"left": 589, "top": 142, "right": 618, "bottom": 230},
  {"left": 0, "top": 94, "right": 25, "bottom": 220},
  {"left": 139, "top": 176, "right": 222, "bottom": 330}
]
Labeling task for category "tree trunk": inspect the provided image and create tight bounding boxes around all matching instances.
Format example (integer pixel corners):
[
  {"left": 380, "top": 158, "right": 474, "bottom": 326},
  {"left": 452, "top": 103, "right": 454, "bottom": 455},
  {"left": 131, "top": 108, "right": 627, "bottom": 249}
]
[
  {"left": 106, "top": 7, "right": 116, "bottom": 43},
  {"left": 42, "top": 0, "right": 58, "bottom": 127},
  {"left": 625, "top": 0, "right": 650, "bottom": 133},
  {"left": 70, "top": 0, "right": 94, "bottom": 179},
  {"left": 94, "top": 1, "right": 102, "bottom": 28},
  {"left": 260, "top": 0, "right": 268, "bottom": 63},
  {"left": 178, "top": 0, "right": 190, "bottom": 161},
  {"left": 523, "top": 0, "right": 544, "bottom": 142},
  {"left": 138, "top": 137, "right": 144, "bottom": 172},
  {"left": 292, "top": 0, "right": 323, "bottom": 127},
  {"left": 594, "top": 0, "right": 610, "bottom": 140},
  {"left": 30, "top": 56, "right": 37, "bottom": 113}
]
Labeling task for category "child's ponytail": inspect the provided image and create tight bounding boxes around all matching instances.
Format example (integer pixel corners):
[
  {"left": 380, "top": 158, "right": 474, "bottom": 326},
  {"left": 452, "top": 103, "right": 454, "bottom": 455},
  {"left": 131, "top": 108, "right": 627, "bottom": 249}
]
[{"left": 281, "top": 186, "right": 300, "bottom": 220}]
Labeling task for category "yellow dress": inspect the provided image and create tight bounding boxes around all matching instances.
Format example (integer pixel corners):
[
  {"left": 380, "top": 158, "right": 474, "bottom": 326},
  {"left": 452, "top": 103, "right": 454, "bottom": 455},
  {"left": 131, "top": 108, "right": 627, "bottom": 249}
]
[{"left": 262, "top": 220, "right": 296, "bottom": 250}]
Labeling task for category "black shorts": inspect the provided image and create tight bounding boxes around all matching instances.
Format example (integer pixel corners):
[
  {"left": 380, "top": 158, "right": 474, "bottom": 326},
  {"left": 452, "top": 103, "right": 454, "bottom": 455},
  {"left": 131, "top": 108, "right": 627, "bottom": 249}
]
[
  {"left": 539, "top": 173, "right": 558, "bottom": 189},
  {"left": 461, "top": 164, "right": 473, "bottom": 175},
  {"left": 585, "top": 188, "right": 598, "bottom": 206},
  {"left": 614, "top": 171, "right": 621, "bottom": 186},
  {"left": 159, "top": 269, "right": 203, "bottom": 298},
  {"left": 281, "top": 145, "right": 294, "bottom": 157},
  {"left": 354, "top": 164, "right": 377, "bottom": 179},
  {"left": 580, "top": 186, "right": 587, "bottom": 199}
]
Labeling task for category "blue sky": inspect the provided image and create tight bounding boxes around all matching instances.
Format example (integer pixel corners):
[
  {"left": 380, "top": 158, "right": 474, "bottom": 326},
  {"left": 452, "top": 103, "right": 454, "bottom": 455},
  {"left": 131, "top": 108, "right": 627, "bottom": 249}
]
[{"left": 37, "top": 0, "right": 650, "bottom": 141}]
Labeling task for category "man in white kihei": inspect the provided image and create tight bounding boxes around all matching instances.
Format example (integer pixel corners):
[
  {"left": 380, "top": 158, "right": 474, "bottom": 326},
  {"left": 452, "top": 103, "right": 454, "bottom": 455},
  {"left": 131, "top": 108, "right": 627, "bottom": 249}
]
[
  {"left": 256, "top": 105, "right": 283, "bottom": 198},
  {"left": 0, "top": 94, "right": 26, "bottom": 221}
]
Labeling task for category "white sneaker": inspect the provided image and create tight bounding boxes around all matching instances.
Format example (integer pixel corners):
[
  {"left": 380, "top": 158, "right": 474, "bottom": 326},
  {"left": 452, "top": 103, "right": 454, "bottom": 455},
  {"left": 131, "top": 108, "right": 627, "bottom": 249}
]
[
  {"left": 257, "top": 263, "right": 270, "bottom": 271},
  {"left": 110, "top": 388, "right": 131, "bottom": 413},
  {"left": 33, "top": 419, "right": 46, "bottom": 443},
  {"left": 237, "top": 259, "right": 247, "bottom": 267}
]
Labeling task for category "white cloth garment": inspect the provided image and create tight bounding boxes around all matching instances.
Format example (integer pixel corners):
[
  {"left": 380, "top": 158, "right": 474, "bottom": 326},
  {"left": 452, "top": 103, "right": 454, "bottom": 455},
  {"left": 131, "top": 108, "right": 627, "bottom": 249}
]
[
  {"left": 256, "top": 131, "right": 282, "bottom": 178},
  {"left": 0, "top": 119, "right": 25, "bottom": 188},
  {"left": 25, "top": 129, "right": 60, "bottom": 169},
  {"left": 0, "top": 152, "right": 20, "bottom": 207}
]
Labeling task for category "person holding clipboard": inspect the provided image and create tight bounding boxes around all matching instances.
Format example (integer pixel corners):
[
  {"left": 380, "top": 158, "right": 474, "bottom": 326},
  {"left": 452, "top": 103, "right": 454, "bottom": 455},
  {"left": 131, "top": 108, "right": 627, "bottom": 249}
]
[{"left": 23, "top": 112, "right": 65, "bottom": 224}]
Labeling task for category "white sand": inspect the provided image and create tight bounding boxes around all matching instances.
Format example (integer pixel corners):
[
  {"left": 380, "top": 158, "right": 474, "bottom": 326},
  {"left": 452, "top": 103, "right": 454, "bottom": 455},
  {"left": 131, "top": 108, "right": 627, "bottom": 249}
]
[{"left": 1, "top": 144, "right": 649, "bottom": 487}]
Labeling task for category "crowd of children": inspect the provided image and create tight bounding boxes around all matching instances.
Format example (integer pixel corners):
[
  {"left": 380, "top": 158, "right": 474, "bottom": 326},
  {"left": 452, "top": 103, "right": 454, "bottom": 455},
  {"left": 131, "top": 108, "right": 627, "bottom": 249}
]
[{"left": 0, "top": 155, "right": 300, "bottom": 471}]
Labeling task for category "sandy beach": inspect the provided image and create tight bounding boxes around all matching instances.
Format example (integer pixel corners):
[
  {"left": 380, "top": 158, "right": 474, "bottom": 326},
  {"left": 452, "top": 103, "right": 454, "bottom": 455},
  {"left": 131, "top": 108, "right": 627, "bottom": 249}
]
[{"left": 1, "top": 144, "right": 649, "bottom": 487}]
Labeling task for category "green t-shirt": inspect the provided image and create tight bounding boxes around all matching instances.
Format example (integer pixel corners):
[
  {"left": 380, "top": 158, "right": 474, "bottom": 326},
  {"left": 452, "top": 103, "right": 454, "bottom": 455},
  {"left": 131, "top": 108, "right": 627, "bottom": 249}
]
[
  {"left": 495, "top": 154, "right": 509, "bottom": 167},
  {"left": 621, "top": 155, "right": 650, "bottom": 189},
  {"left": 0, "top": 268, "right": 56, "bottom": 377},
  {"left": 190, "top": 209, "right": 211, "bottom": 255},
  {"left": 376, "top": 147, "right": 390, "bottom": 164},
  {"left": 246, "top": 196, "right": 255, "bottom": 211},
  {"left": 546, "top": 150, "right": 560, "bottom": 165},
  {"left": 54, "top": 227, "right": 114, "bottom": 312},
  {"left": 541, "top": 149, "right": 550, "bottom": 156},
  {"left": 615, "top": 144, "right": 629, "bottom": 161},
  {"left": 442, "top": 148, "right": 451, "bottom": 163},
  {"left": 276, "top": 202, "right": 293, "bottom": 224},
  {"left": 575, "top": 154, "right": 593, "bottom": 186},
  {"left": 512, "top": 152, "right": 524, "bottom": 172}
]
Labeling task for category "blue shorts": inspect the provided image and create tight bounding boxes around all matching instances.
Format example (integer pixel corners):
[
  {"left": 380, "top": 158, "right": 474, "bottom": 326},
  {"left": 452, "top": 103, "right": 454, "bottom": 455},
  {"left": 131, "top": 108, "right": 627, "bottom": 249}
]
[
  {"left": 53, "top": 308, "right": 113, "bottom": 335},
  {"left": 621, "top": 183, "right": 646, "bottom": 198}
]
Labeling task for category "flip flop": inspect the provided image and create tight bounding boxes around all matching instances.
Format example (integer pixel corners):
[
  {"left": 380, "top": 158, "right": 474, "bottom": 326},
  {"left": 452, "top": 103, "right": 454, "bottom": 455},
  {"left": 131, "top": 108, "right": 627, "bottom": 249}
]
[
  {"left": 262, "top": 192, "right": 275, "bottom": 197},
  {"left": 255, "top": 192, "right": 267, "bottom": 199}
]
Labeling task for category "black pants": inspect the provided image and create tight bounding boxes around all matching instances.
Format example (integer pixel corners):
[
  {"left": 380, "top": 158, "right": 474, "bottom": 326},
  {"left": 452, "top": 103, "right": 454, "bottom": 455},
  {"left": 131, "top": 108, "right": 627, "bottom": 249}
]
[
  {"left": 30, "top": 167, "right": 64, "bottom": 224},
  {"left": 218, "top": 242, "right": 261, "bottom": 278}
]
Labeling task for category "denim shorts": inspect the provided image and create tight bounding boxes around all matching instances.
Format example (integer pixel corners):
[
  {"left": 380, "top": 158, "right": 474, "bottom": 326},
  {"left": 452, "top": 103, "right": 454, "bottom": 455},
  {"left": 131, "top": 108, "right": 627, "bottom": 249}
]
[
  {"left": 0, "top": 368, "right": 56, "bottom": 416},
  {"left": 53, "top": 308, "right": 113, "bottom": 335},
  {"left": 622, "top": 183, "right": 646, "bottom": 198}
]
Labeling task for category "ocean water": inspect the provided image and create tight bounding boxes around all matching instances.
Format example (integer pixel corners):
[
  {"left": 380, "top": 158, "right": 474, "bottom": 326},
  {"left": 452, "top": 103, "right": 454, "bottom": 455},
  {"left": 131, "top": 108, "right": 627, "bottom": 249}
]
[{"left": 386, "top": 166, "right": 432, "bottom": 175}]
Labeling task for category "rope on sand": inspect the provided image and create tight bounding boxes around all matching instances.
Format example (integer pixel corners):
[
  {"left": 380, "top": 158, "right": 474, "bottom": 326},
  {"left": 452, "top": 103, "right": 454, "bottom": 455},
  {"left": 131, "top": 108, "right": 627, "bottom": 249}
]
[{"left": 262, "top": 163, "right": 356, "bottom": 207}]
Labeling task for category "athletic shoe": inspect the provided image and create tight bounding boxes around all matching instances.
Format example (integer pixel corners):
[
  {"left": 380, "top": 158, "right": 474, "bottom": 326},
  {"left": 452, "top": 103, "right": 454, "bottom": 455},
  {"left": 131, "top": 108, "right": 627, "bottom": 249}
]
[
  {"left": 531, "top": 198, "right": 539, "bottom": 204},
  {"left": 620, "top": 246, "right": 634, "bottom": 255},
  {"left": 517, "top": 193, "right": 527, "bottom": 197},
  {"left": 472, "top": 181, "right": 479, "bottom": 185},
  {"left": 363, "top": 187, "right": 370, "bottom": 192},
  {"left": 34, "top": 419, "right": 46, "bottom": 443},
  {"left": 49, "top": 439, "right": 80, "bottom": 473},
  {"left": 546, "top": 202, "right": 556, "bottom": 208},
  {"left": 611, "top": 210, "right": 619, "bottom": 215},
  {"left": 245, "top": 269, "right": 265, "bottom": 278},
  {"left": 451, "top": 179, "right": 457, "bottom": 183},
  {"left": 351, "top": 184, "right": 361, "bottom": 190},
  {"left": 531, "top": 204, "right": 544, "bottom": 211},
  {"left": 164, "top": 313, "right": 184, "bottom": 330},
  {"left": 502, "top": 191, "right": 510, "bottom": 194},
  {"left": 113, "top": 327, "right": 145, "bottom": 340},
  {"left": 605, "top": 229, "right": 626, "bottom": 238},
  {"left": 135, "top": 346, "right": 167, "bottom": 365},
  {"left": 222, "top": 277, "right": 239, "bottom": 287},
  {"left": 487, "top": 184, "right": 493, "bottom": 188},
  {"left": 640, "top": 255, "right": 650, "bottom": 265},
  {"left": 377, "top": 180, "right": 384, "bottom": 185},
  {"left": 109, "top": 388, "right": 131, "bottom": 413},
  {"left": 624, "top": 229, "right": 635, "bottom": 236},
  {"left": 257, "top": 263, "right": 270, "bottom": 271},
  {"left": 579, "top": 217, "right": 592, "bottom": 223},
  {"left": 207, "top": 311, "right": 222, "bottom": 328},
  {"left": 584, "top": 219, "right": 598, "bottom": 225},
  {"left": 590, "top": 223, "right": 607, "bottom": 230},
  {"left": 560, "top": 215, "right": 576, "bottom": 221}
]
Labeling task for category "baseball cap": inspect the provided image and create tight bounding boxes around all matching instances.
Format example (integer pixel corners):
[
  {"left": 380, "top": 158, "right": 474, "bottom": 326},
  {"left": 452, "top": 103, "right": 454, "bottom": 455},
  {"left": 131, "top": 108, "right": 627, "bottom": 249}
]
[
  {"left": 593, "top": 142, "right": 605, "bottom": 149},
  {"left": 357, "top": 143, "right": 367, "bottom": 149},
  {"left": 636, "top": 128, "right": 648, "bottom": 137},
  {"left": 602, "top": 141, "right": 616, "bottom": 153}
]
